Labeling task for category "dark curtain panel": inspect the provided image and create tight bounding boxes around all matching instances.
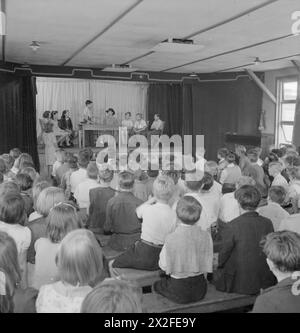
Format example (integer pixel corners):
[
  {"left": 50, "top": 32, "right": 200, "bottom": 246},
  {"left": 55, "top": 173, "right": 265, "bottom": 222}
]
[
  {"left": 0, "top": 73, "right": 39, "bottom": 170},
  {"left": 292, "top": 75, "right": 300, "bottom": 148},
  {"left": 183, "top": 77, "right": 262, "bottom": 159},
  {"left": 147, "top": 83, "right": 183, "bottom": 136},
  {"left": 147, "top": 75, "right": 262, "bottom": 161}
]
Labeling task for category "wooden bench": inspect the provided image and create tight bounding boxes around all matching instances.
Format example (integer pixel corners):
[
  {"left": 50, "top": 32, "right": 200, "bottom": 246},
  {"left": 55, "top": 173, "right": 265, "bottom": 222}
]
[
  {"left": 110, "top": 267, "right": 162, "bottom": 288},
  {"left": 143, "top": 283, "right": 256, "bottom": 313}
]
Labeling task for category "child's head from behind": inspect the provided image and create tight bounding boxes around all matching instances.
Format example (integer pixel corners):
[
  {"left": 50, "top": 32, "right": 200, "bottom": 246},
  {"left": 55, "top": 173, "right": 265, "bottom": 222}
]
[
  {"left": 153, "top": 175, "right": 174, "bottom": 202},
  {"left": 176, "top": 196, "right": 202, "bottom": 225},
  {"left": 0, "top": 182, "right": 20, "bottom": 197},
  {"left": 87, "top": 162, "right": 98, "bottom": 180},
  {"left": 67, "top": 155, "right": 78, "bottom": 170},
  {"left": 262, "top": 231, "right": 300, "bottom": 275},
  {"left": 36, "top": 187, "right": 66, "bottom": 217},
  {"left": 0, "top": 231, "right": 21, "bottom": 313},
  {"left": 1, "top": 154, "right": 14, "bottom": 171},
  {"left": 78, "top": 150, "right": 91, "bottom": 168},
  {"left": 9, "top": 148, "right": 21, "bottom": 161},
  {"left": 32, "top": 181, "right": 51, "bottom": 209},
  {"left": 184, "top": 170, "right": 204, "bottom": 192},
  {"left": 46, "top": 202, "right": 82, "bottom": 243},
  {"left": 247, "top": 148, "right": 259, "bottom": 163},
  {"left": 268, "top": 161, "right": 282, "bottom": 177},
  {"left": 118, "top": 171, "right": 135, "bottom": 190},
  {"left": 81, "top": 279, "right": 143, "bottom": 313},
  {"left": 19, "top": 167, "right": 37, "bottom": 183},
  {"left": 0, "top": 193, "right": 26, "bottom": 225},
  {"left": 204, "top": 161, "right": 218, "bottom": 177},
  {"left": 199, "top": 172, "right": 213, "bottom": 192},
  {"left": 56, "top": 229, "right": 103, "bottom": 287},
  {"left": 236, "top": 176, "right": 256, "bottom": 189},
  {"left": 222, "top": 183, "right": 236, "bottom": 194},
  {"left": 235, "top": 185, "right": 261, "bottom": 211},
  {"left": 268, "top": 186, "right": 286, "bottom": 205},
  {"left": 15, "top": 173, "right": 33, "bottom": 192},
  {"left": 162, "top": 169, "right": 181, "bottom": 185}
]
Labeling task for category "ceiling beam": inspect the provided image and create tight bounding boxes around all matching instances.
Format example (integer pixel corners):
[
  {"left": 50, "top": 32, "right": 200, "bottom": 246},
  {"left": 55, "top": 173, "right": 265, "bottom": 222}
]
[
  {"left": 162, "top": 33, "right": 295, "bottom": 72},
  {"left": 245, "top": 69, "right": 277, "bottom": 104},
  {"left": 122, "top": 0, "right": 279, "bottom": 66},
  {"left": 1, "top": 0, "right": 6, "bottom": 62},
  {"left": 291, "top": 60, "right": 300, "bottom": 73},
  {"left": 218, "top": 53, "right": 300, "bottom": 72},
  {"left": 61, "top": 0, "right": 144, "bottom": 66}
]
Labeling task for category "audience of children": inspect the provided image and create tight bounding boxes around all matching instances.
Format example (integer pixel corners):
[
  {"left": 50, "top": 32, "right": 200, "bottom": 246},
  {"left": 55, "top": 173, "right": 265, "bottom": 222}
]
[{"left": 0, "top": 142, "right": 300, "bottom": 313}]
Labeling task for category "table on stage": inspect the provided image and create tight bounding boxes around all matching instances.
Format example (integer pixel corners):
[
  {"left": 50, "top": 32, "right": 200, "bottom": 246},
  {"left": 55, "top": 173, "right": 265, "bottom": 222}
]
[{"left": 78, "top": 124, "right": 119, "bottom": 148}]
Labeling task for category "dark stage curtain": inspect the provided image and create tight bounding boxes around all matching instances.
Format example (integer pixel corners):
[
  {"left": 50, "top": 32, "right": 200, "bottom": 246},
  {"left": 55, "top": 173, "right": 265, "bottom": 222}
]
[
  {"left": 147, "top": 75, "right": 263, "bottom": 160},
  {"left": 0, "top": 73, "right": 39, "bottom": 170},
  {"left": 147, "top": 83, "right": 183, "bottom": 136}
]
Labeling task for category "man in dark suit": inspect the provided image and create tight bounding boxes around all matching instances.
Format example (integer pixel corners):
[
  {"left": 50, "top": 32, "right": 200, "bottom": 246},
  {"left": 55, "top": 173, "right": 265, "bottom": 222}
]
[{"left": 214, "top": 185, "right": 276, "bottom": 295}]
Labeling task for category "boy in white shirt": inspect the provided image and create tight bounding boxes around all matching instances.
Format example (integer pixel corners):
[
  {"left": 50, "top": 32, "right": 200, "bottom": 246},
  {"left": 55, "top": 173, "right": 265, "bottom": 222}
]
[
  {"left": 70, "top": 149, "right": 90, "bottom": 194},
  {"left": 269, "top": 161, "right": 288, "bottom": 190},
  {"left": 111, "top": 175, "right": 176, "bottom": 271},
  {"left": 52, "top": 149, "right": 65, "bottom": 180},
  {"left": 258, "top": 186, "right": 289, "bottom": 231},
  {"left": 219, "top": 176, "right": 255, "bottom": 223},
  {"left": 205, "top": 160, "right": 222, "bottom": 198}
]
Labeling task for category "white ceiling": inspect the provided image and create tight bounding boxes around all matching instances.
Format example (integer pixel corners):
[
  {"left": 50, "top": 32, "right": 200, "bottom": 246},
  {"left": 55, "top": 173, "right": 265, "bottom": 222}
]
[{"left": 3, "top": 0, "right": 300, "bottom": 73}]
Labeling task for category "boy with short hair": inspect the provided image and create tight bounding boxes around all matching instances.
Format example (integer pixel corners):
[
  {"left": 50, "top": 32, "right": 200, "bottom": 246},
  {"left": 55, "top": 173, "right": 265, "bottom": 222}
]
[
  {"left": 70, "top": 149, "right": 90, "bottom": 194},
  {"left": 214, "top": 185, "right": 276, "bottom": 295},
  {"left": 111, "top": 175, "right": 176, "bottom": 271},
  {"left": 269, "top": 161, "right": 289, "bottom": 190},
  {"left": 257, "top": 186, "right": 289, "bottom": 231},
  {"left": 87, "top": 168, "right": 115, "bottom": 235},
  {"left": 105, "top": 171, "right": 143, "bottom": 251},
  {"left": 252, "top": 231, "right": 300, "bottom": 312}
]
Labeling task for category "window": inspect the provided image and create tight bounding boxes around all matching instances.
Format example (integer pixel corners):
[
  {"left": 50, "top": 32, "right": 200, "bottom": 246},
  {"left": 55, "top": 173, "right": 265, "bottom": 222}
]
[{"left": 276, "top": 78, "right": 298, "bottom": 146}]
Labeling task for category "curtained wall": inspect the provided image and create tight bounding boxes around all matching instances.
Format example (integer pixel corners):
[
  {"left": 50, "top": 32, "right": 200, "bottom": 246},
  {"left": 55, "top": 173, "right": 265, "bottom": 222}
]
[
  {"left": 36, "top": 77, "right": 149, "bottom": 136},
  {"left": 147, "top": 75, "right": 263, "bottom": 160},
  {"left": 0, "top": 73, "right": 39, "bottom": 169}
]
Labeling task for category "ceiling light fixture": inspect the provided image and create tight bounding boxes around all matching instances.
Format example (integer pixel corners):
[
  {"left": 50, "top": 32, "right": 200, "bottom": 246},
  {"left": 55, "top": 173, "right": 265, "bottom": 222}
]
[
  {"left": 29, "top": 41, "right": 40, "bottom": 52},
  {"left": 253, "top": 57, "right": 262, "bottom": 65}
]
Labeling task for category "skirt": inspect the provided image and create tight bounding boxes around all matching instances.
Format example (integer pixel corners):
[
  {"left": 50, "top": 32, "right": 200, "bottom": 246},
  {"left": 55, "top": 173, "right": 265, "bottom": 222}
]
[
  {"left": 153, "top": 274, "right": 207, "bottom": 304},
  {"left": 112, "top": 240, "right": 162, "bottom": 271}
]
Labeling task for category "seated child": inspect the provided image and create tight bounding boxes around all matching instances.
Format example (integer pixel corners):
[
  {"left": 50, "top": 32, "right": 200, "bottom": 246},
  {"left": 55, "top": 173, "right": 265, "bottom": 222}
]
[
  {"left": 81, "top": 279, "right": 143, "bottom": 313},
  {"left": 55, "top": 151, "right": 72, "bottom": 186},
  {"left": 36, "top": 229, "right": 104, "bottom": 313},
  {"left": 0, "top": 193, "right": 31, "bottom": 288},
  {"left": 145, "top": 165, "right": 159, "bottom": 197},
  {"left": 258, "top": 186, "right": 289, "bottom": 231},
  {"left": 52, "top": 149, "right": 65, "bottom": 182},
  {"left": 162, "top": 169, "right": 182, "bottom": 206},
  {"left": 28, "top": 180, "right": 51, "bottom": 222},
  {"left": 252, "top": 231, "right": 300, "bottom": 313},
  {"left": 221, "top": 183, "right": 236, "bottom": 194},
  {"left": 69, "top": 149, "right": 90, "bottom": 195},
  {"left": 217, "top": 147, "right": 229, "bottom": 181},
  {"left": 153, "top": 196, "right": 213, "bottom": 304},
  {"left": 219, "top": 152, "right": 242, "bottom": 185},
  {"left": 214, "top": 185, "right": 276, "bottom": 295},
  {"left": 60, "top": 155, "right": 78, "bottom": 199},
  {"left": 74, "top": 162, "right": 100, "bottom": 212},
  {"left": 204, "top": 161, "right": 222, "bottom": 198},
  {"left": 19, "top": 167, "right": 38, "bottom": 184},
  {"left": 104, "top": 171, "right": 143, "bottom": 251},
  {"left": 269, "top": 161, "right": 289, "bottom": 190},
  {"left": 0, "top": 231, "right": 38, "bottom": 313},
  {"left": 87, "top": 169, "right": 115, "bottom": 235},
  {"left": 15, "top": 173, "right": 34, "bottom": 217},
  {"left": 133, "top": 169, "right": 150, "bottom": 202},
  {"left": 219, "top": 176, "right": 255, "bottom": 223},
  {"left": 0, "top": 154, "right": 15, "bottom": 181},
  {"left": 32, "top": 202, "right": 82, "bottom": 289},
  {"left": 112, "top": 175, "right": 176, "bottom": 271},
  {"left": 287, "top": 166, "right": 300, "bottom": 213}
]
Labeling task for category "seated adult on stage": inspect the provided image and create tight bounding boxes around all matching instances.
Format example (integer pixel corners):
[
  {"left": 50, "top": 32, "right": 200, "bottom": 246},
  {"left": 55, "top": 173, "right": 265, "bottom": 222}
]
[
  {"left": 121, "top": 112, "right": 134, "bottom": 136},
  {"left": 60, "top": 110, "right": 74, "bottom": 147},
  {"left": 50, "top": 111, "right": 71, "bottom": 147},
  {"left": 103, "top": 108, "right": 119, "bottom": 127},
  {"left": 133, "top": 113, "right": 148, "bottom": 136},
  {"left": 147, "top": 113, "right": 164, "bottom": 140}
]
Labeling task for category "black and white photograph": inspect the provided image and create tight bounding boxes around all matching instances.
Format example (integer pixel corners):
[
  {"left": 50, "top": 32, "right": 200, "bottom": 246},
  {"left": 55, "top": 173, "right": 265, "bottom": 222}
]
[{"left": 0, "top": 0, "right": 300, "bottom": 316}]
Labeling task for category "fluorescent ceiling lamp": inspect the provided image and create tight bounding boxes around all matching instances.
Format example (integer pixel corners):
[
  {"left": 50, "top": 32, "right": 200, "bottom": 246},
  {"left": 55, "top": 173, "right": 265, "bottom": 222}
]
[
  {"left": 0, "top": 11, "right": 6, "bottom": 35},
  {"left": 152, "top": 38, "right": 204, "bottom": 53},
  {"left": 102, "top": 64, "right": 138, "bottom": 72}
]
